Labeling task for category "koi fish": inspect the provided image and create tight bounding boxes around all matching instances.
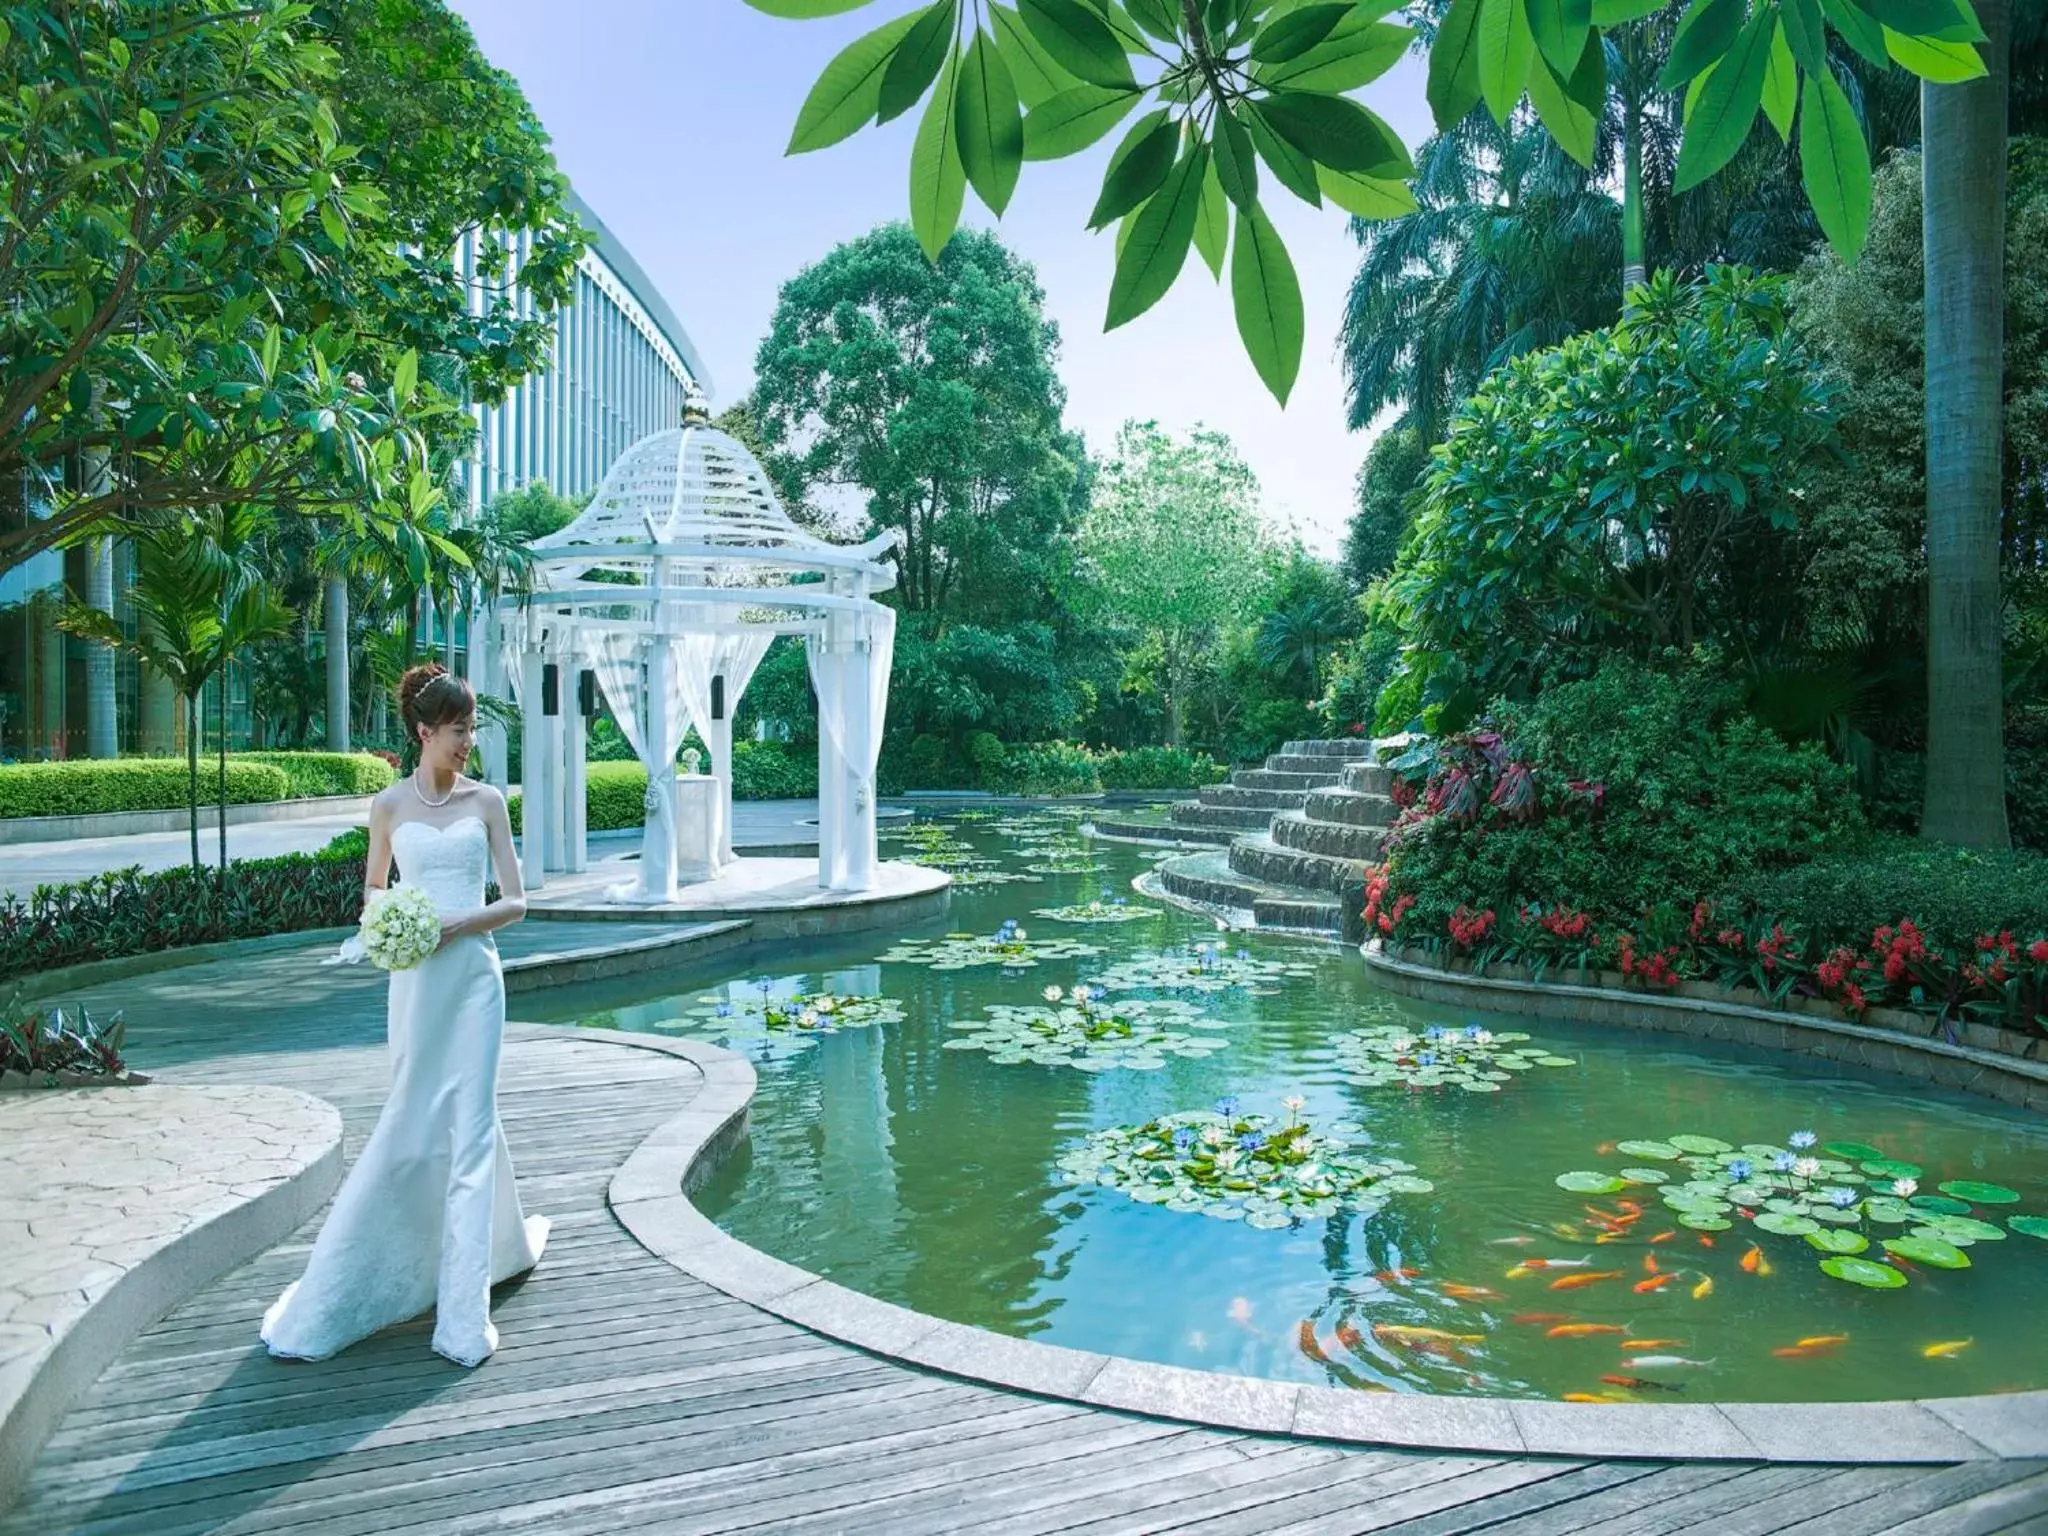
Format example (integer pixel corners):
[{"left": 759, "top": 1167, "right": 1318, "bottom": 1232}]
[
  {"left": 1490, "top": 1236, "right": 1536, "bottom": 1246},
  {"left": 1373, "top": 1267, "right": 1424, "bottom": 1283},
  {"left": 1335, "top": 1321, "right": 1366, "bottom": 1354},
  {"left": 1643, "top": 1255, "right": 1660, "bottom": 1275},
  {"left": 1594, "top": 1233, "right": 1627, "bottom": 1244},
  {"left": 1772, "top": 1346, "right": 1820, "bottom": 1359},
  {"left": 1549, "top": 1270, "right": 1624, "bottom": 1291},
  {"left": 1442, "top": 1284, "right": 1497, "bottom": 1300},
  {"left": 1551, "top": 1222, "right": 1585, "bottom": 1240},
  {"left": 1622, "top": 1339, "right": 1687, "bottom": 1350},
  {"left": 1563, "top": 1392, "right": 1621, "bottom": 1403},
  {"left": 1601, "top": 1374, "right": 1687, "bottom": 1393},
  {"left": 1924, "top": 1339, "right": 1975, "bottom": 1360},
  {"left": 1524, "top": 1257, "right": 1592, "bottom": 1269},
  {"left": 1595, "top": 1142, "right": 1617, "bottom": 1155},
  {"left": 1618, "top": 1199, "right": 1642, "bottom": 1216},
  {"left": 1698, "top": 1235, "right": 1717, "bottom": 1248},
  {"left": 1691, "top": 1276, "right": 1713, "bottom": 1300},
  {"left": 1740, "top": 1245, "right": 1773, "bottom": 1276},
  {"left": 1505, "top": 1265, "right": 1533, "bottom": 1281},
  {"left": 1547, "top": 1323, "right": 1625, "bottom": 1338},
  {"left": 1798, "top": 1335, "right": 1850, "bottom": 1349},
  {"left": 1649, "top": 1231, "right": 1678, "bottom": 1245},
  {"left": 1620, "top": 1355, "right": 1715, "bottom": 1369},
  {"left": 1513, "top": 1312, "right": 1571, "bottom": 1325},
  {"left": 1633, "top": 1275, "right": 1675, "bottom": 1294},
  {"left": 1298, "top": 1321, "right": 1331, "bottom": 1363},
  {"left": 1373, "top": 1323, "right": 1485, "bottom": 1347}
]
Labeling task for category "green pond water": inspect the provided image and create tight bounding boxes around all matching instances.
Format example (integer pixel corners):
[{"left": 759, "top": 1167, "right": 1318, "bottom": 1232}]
[{"left": 532, "top": 811, "right": 2048, "bottom": 1406}]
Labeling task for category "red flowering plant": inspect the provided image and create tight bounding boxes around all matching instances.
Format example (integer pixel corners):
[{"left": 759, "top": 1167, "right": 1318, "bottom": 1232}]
[
  {"left": 1510, "top": 902, "right": 1600, "bottom": 981},
  {"left": 1360, "top": 865, "right": 1416, "bottom": 940},
  {"left": 1445, "top": 904, "right": 1498, "bottom": 957}
]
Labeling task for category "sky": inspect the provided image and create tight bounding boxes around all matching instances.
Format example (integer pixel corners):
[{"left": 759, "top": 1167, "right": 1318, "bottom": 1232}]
[{"left": 446, "top": 1, "right": 1434, "bottom": 555}]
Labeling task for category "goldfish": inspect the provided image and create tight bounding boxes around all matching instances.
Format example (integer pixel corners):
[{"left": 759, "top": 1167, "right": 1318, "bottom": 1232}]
[
  {"left": 1601, "top": 1374, "right": 1687, "bottom": 1393},
  {"left": 1619, "top": 1355, "right": 1715, "bottom": 1369},
  {"left": 1442, "top": 1284, "right": 1498, "bottom": 1300},
  {"left": 1335, "top": 1321, "right": 1366, "bottom": 1354},
  {"left": 1505, "top": 1265, "right": 1533, "bottom": 1281},
  {"left": 1740, "top": 1245, "right": 1773, "bottom": 1276},
  {"left": 1374, "top": 1323, "right": 1485, "bottom": 1347},
  {"left": 1549, "top": 1270, "right": 1624, "bottom": 1291},
  {"left": 1924, "top": 1339, "right": 1975, "bottom": 1359},
  {"left": 1643, "top": 1255, "right": 1660, "bottom": 1275},
  {"left": 1798, "top": 1335, "right": 1850, "bottom": 1349},
  {"left": 1691, "top": 1276, "right": 1714, "bottom": 1300},
  {"left": 1633, "top": 1275, "right": 1675, "bottom": 1294},
  {"left": 1547, "top": 1323, "right": 1626, "bottom": 1338},
  {"left": 1490, "top": 1236, "right": 1536, "bottom": 1246},
  {"left": 1524, "top": 1257, "right": 1592, "bottom": 1269},
  {"left": 1513, "top": 1312, "right": 1571, "bottom": 1325},
  {"left": 1563, "top": 1392, "right": 1620, "bottom": 1403},
  {"left": 1698, "top": 1235, "right": 1717, "bottom": 1248},
  {"left": 1595, "top": 1142, "right": 1617, "bottom": 1155},
  {"left": 1622, "top": 1339, "right": 1687, "bottom": 1350},
  {"left": 1649, "top": 1231, "right": 1677, "bottom": 1245},
  {"left": 1297, "top": 1321, "right": 1331, "bottom": 1362}
]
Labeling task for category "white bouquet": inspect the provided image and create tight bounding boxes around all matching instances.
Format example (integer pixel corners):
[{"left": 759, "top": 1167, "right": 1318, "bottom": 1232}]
[{"left": 352, "top": 885, "right": 443, "bottom": 971}]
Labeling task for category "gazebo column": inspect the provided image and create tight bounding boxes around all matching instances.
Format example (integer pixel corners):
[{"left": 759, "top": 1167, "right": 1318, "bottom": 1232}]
[
  {"left": 840, "top": 624, "right": 877, "bottom": 891},
  {"left": 637, "top": 634, "right": 678, "bottom": 902},
  {"left": 475, "top": 596, "right": 508, "bottom": 789},
  {"left": 813, "top": 642, "right": 842, "bottom": 890},
  {"left": 563, "top": 649, "right": 589, "bottom": 874},
  {"left": 709, "top": 673, "right": 734, "bottom": 872},
  {"left": 519, "top": 640, "right": 548, "bottom": 892}
]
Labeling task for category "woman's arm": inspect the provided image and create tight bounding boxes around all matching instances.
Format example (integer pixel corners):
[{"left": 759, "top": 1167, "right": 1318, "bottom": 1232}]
[
  {"left": 440, "top": 788, "right": 528, "bottom": 943},
  {"left": 362, "top": 798, "right": 395, "bottom": 907}
]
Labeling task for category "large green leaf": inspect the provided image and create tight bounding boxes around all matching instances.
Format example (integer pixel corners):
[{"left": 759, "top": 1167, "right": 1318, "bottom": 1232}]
[
  {"left": 1245, "top": 100, "right": 1325, "bottom": 204},
  {"left": 1526, "top": 32, "right": 1602, "bottom": 166},
  {"left": 1255, "top": 91, "right": 1411, "bottom": 176},
  {"left": 1428, "top": 0, "right": 1487, "bottom": 128},
  {"left": 880, "top": 0, "right": 958, "bottom": 124},
  {"left": 1477, "top": 0, "right": 1536, "bottom": 123},
  {"left": 746, "top": 0, "right": 878, "bottom": 14},
  {"left": 1214, "top": 104, "right": 1260, "bottom": 209},
  {"left": 910, "top": 51, "right": 967, "bottom": 259},
  {"left": 1761, "top": 16, "right": 1797, "bottom": 140},
  {"left": 1317, "top": 163, "right": 1422, "bottom": 217},
  {"left": 1024, "top": 84, "right": 1141, "bottom": 158},
  {"left": 1781, "top": 0, "right": 1830, "bottom": 70},
  {"left": 1862, "top": 0, "right": 1983, "bottom": 39},
  {"left": 1799, "top": 66, "right": 1871, "bottom": 261},
  {"left": 1194, "top": 159, "right": 1229, "bottom": 277},
  {"left": 788, "top": 9, "right": 925, "bottom": 153},
  {"left": 1088, "top": 110, "right": 1177, "bottom": 227},
  {"left": 1819, "top": 0, "right": 1891, "bottom": 64},
  {"left": 1018, "top": 0, "right": 1137, "bottom": 87},
  {"left": 990, "top": 1, "right": 1069, "bottom": 105},
  {"left": 1884, "top": 26, "right": 1988, "bottom": 78},
  {"left": 1674, "top": 6, "right": 1773, "bottom": 190},
  {"left": 1253, "top": 1, "right": 1354, "bottom": 60},
  {"left": 1591, "top": 0, "right": 1663, "bottom": 19},
  {"left": 1124, "top": 0, "right": 1183, "bottom": 42},
  {"left": 1256, "top": 21, "right": 1414, "bottom": 92},
  {"left": 1526, "top": 0, "right": 1591, "bottom": 78},
  {"left": 1659, "top": 0, "right": 1746, "bottom": 91},
  {"left": 956, "top": 29, "right": 1024, "bottom": 214},
  {"left": 1232, "top": 200, "right": 1304, "bottom": 403},
  {"left": 1106, "top": 142, "right": 1208, "bottom": 329}
]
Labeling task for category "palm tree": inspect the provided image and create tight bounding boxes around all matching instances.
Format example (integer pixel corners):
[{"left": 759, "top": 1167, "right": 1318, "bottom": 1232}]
[
  {"left": 197, "top": 504, "right": 291, "bottom": 875},
  {"left": 1921, "top": 0, "right": 2015, "bottom": 847}
]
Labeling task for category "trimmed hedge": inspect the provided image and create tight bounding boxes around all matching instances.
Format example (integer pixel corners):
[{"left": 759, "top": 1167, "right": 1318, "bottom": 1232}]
[
  {"left": 236, "top": 751, "right": 396, "bottom": 798},
  {"left": 1727, "top": 840, "right": 2048, "bottom": 959},
  {"left": 0, "top": 759, "right": 291, "bottom": 820},
  {"left": 506, "top": 746, "right": 820, "bottom": 834}
]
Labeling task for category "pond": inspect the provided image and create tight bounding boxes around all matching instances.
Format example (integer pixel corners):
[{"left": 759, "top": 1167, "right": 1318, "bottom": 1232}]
[{"left": 528, "top": 811, "right": 2048, "bottom": 1406}]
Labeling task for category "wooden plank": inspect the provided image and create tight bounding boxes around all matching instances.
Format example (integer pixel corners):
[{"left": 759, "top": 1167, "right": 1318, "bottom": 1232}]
[
  {"left": 1145, "top": 1455, "right": 1552, "bottom": 1536},
  {"left": 1662, "top": 1466, "right": 1938, "bottom": 1535},
  {"left": 1773, "top": 1463, "right": 2048, "bottom": 1536},
  {"left": 1402, "top": 1462, "right": 1749, "bottom": 1536}
]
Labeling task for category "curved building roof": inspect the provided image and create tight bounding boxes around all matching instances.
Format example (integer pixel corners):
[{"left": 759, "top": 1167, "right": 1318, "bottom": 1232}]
[{"left": 564, "top": 186, "right": 712, "bottom": 397}]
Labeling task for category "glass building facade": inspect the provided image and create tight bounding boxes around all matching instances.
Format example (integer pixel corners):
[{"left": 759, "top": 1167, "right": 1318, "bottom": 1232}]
[{"left": 0, "top": 187, "right": 705, "bottom": 763}]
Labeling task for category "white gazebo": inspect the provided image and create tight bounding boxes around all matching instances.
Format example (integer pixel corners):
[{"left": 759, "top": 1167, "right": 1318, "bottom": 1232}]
[{"left": 499, "top": 394, "right": 899, "bottom": 901}]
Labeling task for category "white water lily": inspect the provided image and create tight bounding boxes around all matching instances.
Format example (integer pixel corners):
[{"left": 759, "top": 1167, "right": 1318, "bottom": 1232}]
[
  {"left": 1044, "top": 985, "right": 1064, "bottom": 1002},
  {"left": 1794, "top": 1157, "right": 1821, "bottom": 1180},
  {"left": 1282, "top": 1094, "right": 1307, "bottom": 1117},
  {"left": 1068, "top": 985, "right": 1090, "bottom": 1005},
  {"left": 1892, "top": 1177, "right": 1919, "bottom": 1198},
  {"left": 1202, "top": 1126, "right": 1229, "bottom": 1148},
  {"left": 1471, "top": 1029, "right": 1494, "bottom": 1044},
  {"left": 798, "top": 1009, "right": 820, "bottom": 1029},
  {"left": 1214, "top": 1149, "right": 1241, "bottom": 1173}
]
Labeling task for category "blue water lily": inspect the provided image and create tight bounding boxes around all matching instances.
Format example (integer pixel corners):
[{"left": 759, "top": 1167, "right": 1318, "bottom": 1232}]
[
  {"left": 1789, "top": 1129, "right": 1818, "bottom": 1149},
  {"left": 1772, "top": 1152, "right": 1797, "bottom": 1173},
  {"left": 1827, "top": 1186, "right": 1860, "bottom": 1209},
  {"left": 1418, "top": 1051, "right": 1439, "bottom": 1066},
  {"left": 1172, "top": 1128, "right": 1196, "bottom": 1154},
  {"left": 1727, "top": 1158, "right": 1754, "bottom": 1182},
  {"left": 1214, "top": 1095, "right": 1241, "bottom": 1118},
  {"left": 1238, "top": 1132, "right": 1267, "bottom": 1152}
]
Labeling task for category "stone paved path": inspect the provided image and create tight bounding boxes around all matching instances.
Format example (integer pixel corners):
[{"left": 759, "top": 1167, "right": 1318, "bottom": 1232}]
[{"left": 9, "top": 938, "right": 2048, "bottom": 1532}]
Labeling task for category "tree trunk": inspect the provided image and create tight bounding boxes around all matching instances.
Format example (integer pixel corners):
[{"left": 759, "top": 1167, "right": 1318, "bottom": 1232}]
[
  {"left": 1921, "top": 0, "right": 2011, "bottom": 848},
  {"left": 325, "top": 574, "right": 350, "bottom": 751},
  {"left": 1622, "top": 85, "right": 1646, "bottom": 297},
  {"left": 186, "top": 693, "right": 201, "bottom": 873},
  {"left": 85, "top": 534, "right": 118, "bottom": 758},
  {"left": 218, "top": 672, "right": 230, "bottom": 880}
]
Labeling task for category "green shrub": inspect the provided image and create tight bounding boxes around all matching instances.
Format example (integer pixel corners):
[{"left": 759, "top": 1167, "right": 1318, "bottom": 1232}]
[
  {"left": 1726, "top": 840, "right": 2048, "bottom": 958},
  {"left": 0, "top": 854, "right": 366, "bottom": 981},
  {"left": 880, "top": 734, "right": 971, "bottom": 792},
  {"left": 732, "top": 740, "right": 817, "bottom": 799},
  {"left": 0, "top": 759, "right": 292, "bottom": 819},
  {"left": 1095, "top": 746, "right": 1226, "bottom": 790},
  {"left": 991, "top": 741, "right": 1100, "bottom": 796},
  {"left": 964, "top": 730, "right": 1007, "bottom": 785},
  {"left": 236, "top": 751, "right": 396, "bottom": 798},
  {"left": 318, "top": 826, "right": 370, "bottom": 862},
  {"left": 510, "top": 761, "right": 648, "bottom": 835}
]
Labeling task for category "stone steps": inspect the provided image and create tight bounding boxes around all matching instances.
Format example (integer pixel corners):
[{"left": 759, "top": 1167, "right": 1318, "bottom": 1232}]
[
  {"left": 1269, "top": 810, "right": 1388, "bottom": 864},
  {"left": 1342, "top": 761, "right": 1396, "bottom": 796},
  {"left": 1264, "top": 752, "right": 1361, "bottom": 776},
  {"left": 1229, "top": 833, "right": 1376, "bottom": 898},
  {"left": 1232, "top": 768, "right": 1338, "bottom": 793},
  {"left": 1282, "top": 738, "right": 1376, "bottom": 759},
  {"left": 1087, "top": 814, "right": 1233, "bottom": 848},
  {"left": 1200, "top": 784, "right": 1308, "bottom": 811},
  {"left": 1152, "top": 851, "right": 1347, "bottom": 938},
  {"left": 1300, "top": 786, "right": 1396, "bottom": 830},
  {"left": 1254, "top": 894, "right": 1346, "bottom": 934},
  {"left": 1170, "top": 802, "right": 1275, "bottom": 832}
]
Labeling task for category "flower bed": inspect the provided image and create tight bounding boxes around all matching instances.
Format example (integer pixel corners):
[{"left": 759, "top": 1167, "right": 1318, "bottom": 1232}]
[{"left": 0, "top": 1001, "right": 143, "bottom": 1087}]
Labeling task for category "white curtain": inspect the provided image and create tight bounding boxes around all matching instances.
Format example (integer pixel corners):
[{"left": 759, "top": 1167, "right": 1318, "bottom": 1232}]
[
  {"left": 710, "top": 630, "right": 775, "bottom": 865},
  {"left": 807, "top": 637, "right": 849, "bottom": 888},
  {"left": 861, "top": 607, "right": 896, "bottom": 793},
  {"left": 669, "top": 630, "right": 721, "bottom": 759},
  {"left": 587, "top": 633, "right": 647, "bottom": 759}
]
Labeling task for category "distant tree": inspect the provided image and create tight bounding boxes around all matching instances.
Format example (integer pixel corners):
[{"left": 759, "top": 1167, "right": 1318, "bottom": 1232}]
[
  {"left": 1343, "top": 427, "right": 1430, "bottom": 589},
  {"left": 482, "top": 481, "right": 581, "bottom": 545}
]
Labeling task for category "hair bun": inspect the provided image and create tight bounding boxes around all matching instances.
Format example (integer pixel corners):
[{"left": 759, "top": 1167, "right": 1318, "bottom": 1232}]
[{"left": 397, "top": 661, "right": 448, "bottom": 719}]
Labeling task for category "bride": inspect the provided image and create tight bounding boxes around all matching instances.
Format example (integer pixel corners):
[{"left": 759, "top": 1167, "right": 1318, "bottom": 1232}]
[{"left": 262, "top": 663, "right": 549, "bottom": 1368}]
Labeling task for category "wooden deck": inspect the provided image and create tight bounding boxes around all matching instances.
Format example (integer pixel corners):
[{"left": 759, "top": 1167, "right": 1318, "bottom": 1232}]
[{"left": 10, "top": 942, "right": 2048, "bottom": 1533}]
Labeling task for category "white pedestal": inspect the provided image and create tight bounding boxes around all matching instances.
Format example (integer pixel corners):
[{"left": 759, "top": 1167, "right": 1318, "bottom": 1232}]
[{"left": 674, "top": 773, "right": 717, "bottom": 884}]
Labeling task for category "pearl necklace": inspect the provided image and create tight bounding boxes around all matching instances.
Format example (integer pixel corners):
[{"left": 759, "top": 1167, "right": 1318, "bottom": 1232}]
[{"left": 412, "top": 769, "right": 459, "bottom": 809}]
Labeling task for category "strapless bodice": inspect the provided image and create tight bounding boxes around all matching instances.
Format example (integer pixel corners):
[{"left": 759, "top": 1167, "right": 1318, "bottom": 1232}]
[{"left": 391, "top": 816, "right": 489, "bottom": 918}]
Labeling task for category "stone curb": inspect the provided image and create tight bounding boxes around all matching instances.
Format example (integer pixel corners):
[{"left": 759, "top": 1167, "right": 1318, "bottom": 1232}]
[
  {"left": 1361, "top": 943, "right": 2048, "bottom": 1113},
  {"left": 0, "top": 793, "right": 375, "bottom": 847},
  {"left": 0, "top": 1089, "right": 344, "bottom": 1515},
  {"left": 569, "top": 1028, "right": 2037, "bottom": 1465}
]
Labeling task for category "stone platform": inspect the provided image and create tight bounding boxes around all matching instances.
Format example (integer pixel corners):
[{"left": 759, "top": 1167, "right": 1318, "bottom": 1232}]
[{"left": 526, "top": 856, "right": 950, "bottom": 943}]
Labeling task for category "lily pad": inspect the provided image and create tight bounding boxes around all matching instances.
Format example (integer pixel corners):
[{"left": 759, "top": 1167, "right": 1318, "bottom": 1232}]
[
  {"left": 878, "top": 932, "right": 1104, "bottom": 970},
  {"left": 1861, "top": 1159, "right": 1924, "bottom": 1181},
  {"left": 1920, "top": 1216, "right": 2007, "bottom": 1244},
  {"left": 1031, "top": 900, "right": 1163, "bottom": 924},
  {"left": 1939, "top": 1181, "right": 2023, "bottom": 1205},
  {"left": 1668, "top": 1135, "right": 1735, "bottom": 1155},
  {"left": 1883, "top": 1235, "right": 1972, "bottom": 1269},
  {"left": 1822, "top": 1141, "right": 1885, "bottom": 1161},
  {"left": 1819, "top": 1256, "right": 1909, "bottom": 1289},
  {"left": 1555, "top": 1170, "right": 1629, "bottom": 1194},
  {"left": 2008, "top": 1215, "right": 2048, "bottom": 1240},
  {"left": 946, "top": 997, "right": 1229, "bottom": 1072},
  {"left": 1334, "top": 1025, "right": 1575, "bottom": 1095},
  {"left": 1085, "top": 948, "right": 1321, "bottom": 995},
  {"left": 1679, "top": 1213, "right": 1732, "bottom": 1230},
  {"left": 1620, "top": 1168, "right": 1671, "bottom": 1185},
  {"left": 1910, "top": 1194, "right": 1975, "bottom": 1216},
  {"left": 1806, "top": 1229, "right": 1870, "bottom": 1255},
  {"left": 1754, "top": 1211, "right": 1821, "bottom": 1236},
  {"left": 1616, "top": 1140, "right": 1683, "bottom": 1161},
  {"left": 1862, "top": 1199, "right": 1915, "bottom": 1225}
]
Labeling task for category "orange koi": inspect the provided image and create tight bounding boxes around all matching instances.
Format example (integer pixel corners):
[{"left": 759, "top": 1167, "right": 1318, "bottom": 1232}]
[
  {"left": 1618, "top": 1200, "right": 1643, "bottom": 1216},
  {"left": 1442, "top": 1284, "right": 1498, "bottom": 1300},
  {"left": 1649, "top": 1231, "right": 1678, "bottom": 1245},
  {"left": 1596, "top": 1141, "right": 1617, "bottom": 1154},
  {"left": 1698, "top": 1235, "right": 1717, "bottom": 1248},
  {"left": 1643, "top": 1255, "right": 1660, "bottom": 1275},
  {"left": 1622, "top": 1339, "right": 1686, "bottom": 1350},
  {"left": 1547, "top": 1323, "right": 1625, "bottom": 1338},
  {"left": 1632, "top": 1275, "right": 1675, "bottom": 1294},
  {"left": 1602, "top": 1373, "right": 1686, "bottom": 1394},
  {"left": 1549, "top": 1270, "right": 1624, "bottom": 1292},
  {"left": 1513, "top": 1312, "right": 1571, "bottom": 1325},
  {"left": 1298, "top": 1321, "right": 1330, "bottom": 1362},
  {"left": 1798, "top": 1335, "right": 1850, "bottom": 1349},
  {"left": 1740, "top": 1245, "right": 1773, "bottom": 1276},
  {"left": 1335, "top": 1321, "right": 1366, "bottom": 1355},
  {"left": 1373, "top": 1267, "right": 1424, "bottom": 1283},
  {"left": 1563, "top": 1392, "right": 1616, "bottom": 1403},
  {"left": 1691, "top": 1275, "right": 1714, "bottom": 1300}
]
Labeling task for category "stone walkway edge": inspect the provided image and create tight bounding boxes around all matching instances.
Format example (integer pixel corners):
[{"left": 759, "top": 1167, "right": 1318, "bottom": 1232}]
[{"left": 565, "top": 1024, "right": 2048, "bottom": 1467}]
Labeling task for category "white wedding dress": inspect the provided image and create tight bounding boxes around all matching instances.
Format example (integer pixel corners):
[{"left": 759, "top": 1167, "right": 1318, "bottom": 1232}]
[{"left": 261, "top": 815, "right": 549, "bottom": 1367}]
